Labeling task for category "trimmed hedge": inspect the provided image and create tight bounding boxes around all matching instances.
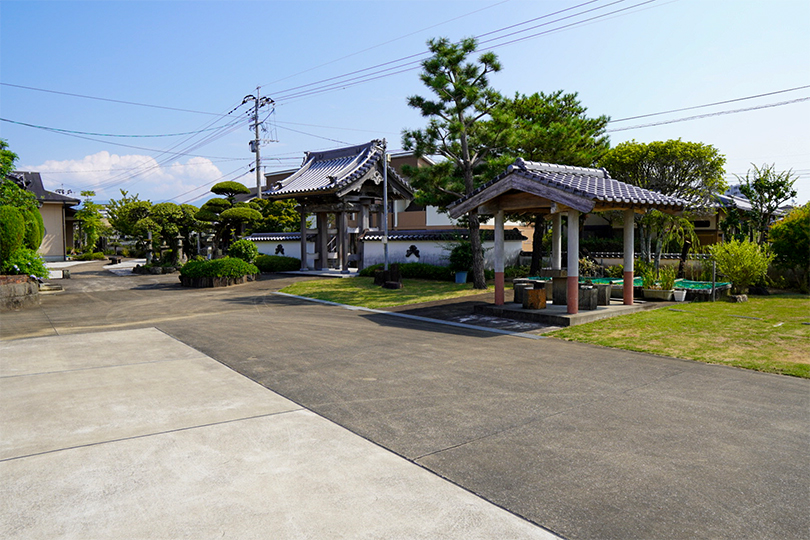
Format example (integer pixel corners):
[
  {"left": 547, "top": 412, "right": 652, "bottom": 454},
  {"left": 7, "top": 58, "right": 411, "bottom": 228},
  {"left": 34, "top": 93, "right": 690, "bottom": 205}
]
[
  {"left": 73, "top": 252, "right": 106, "bottom": 261},
  {"left": 359, "top": 262, "right": 453, "bottom": 281},
  {"left": 228, "top": 238, "right": 259, "bottom": 263},
  {"left": 359, "top": 262, "right": 495, "bottom": 282},
  {"left": 255, "top": 254, "right": 301, "bottom": 273},
  {"left": 0, "top": 205, "right": 26, "bottom": 262},
  {"left": 180, "top": 256, "right": 259, "bottom": 279}
]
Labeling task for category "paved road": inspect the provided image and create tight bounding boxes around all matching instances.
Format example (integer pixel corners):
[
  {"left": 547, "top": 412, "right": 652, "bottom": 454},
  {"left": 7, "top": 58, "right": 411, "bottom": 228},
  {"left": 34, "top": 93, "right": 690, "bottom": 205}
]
[{"left": 2, "top": 261, "right": 808, "bottom": 539}]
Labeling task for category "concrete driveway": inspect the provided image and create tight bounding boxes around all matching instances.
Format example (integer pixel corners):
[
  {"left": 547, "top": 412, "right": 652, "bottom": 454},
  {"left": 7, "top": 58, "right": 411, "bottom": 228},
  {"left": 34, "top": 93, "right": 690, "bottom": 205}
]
[{"left": 2, "top": 262, "right": 808, "bottom": 539}]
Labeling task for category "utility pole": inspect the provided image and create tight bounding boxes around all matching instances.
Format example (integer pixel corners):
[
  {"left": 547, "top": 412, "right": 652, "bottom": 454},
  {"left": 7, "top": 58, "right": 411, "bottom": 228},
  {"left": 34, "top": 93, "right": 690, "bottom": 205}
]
[
  {"left": 382, "top": 139, "right": 389, "bottom": 271},
  {"left": 243, "top": 88, "right": 274, "bottom": 200}
]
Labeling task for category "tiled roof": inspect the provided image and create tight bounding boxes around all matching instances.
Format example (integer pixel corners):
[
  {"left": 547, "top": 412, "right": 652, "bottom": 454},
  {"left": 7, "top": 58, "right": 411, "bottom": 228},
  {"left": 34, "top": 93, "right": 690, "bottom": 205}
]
[
  {"left": 448, "top": 158, "right": 687, "bottom": 211},
  {"left": 264, "top": 140, "right": 411, "bottom": 198},
  {"left": 245, "top": 232, "right": 315, "bottom": 242},
  {"left": 8, "top": 171, "right": 80, "bottom": 205},
  {"left": 361, "top": 228, "right": 526, "bottom": 242}
]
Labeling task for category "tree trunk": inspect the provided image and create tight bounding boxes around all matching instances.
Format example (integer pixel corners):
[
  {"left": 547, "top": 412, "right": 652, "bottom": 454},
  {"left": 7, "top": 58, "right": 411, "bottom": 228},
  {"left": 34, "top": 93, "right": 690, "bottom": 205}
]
[
  {"left": 469, "top": 209, "right": 486, "bottom": 289},
  {"left": 677, "top": 239, "right": 691, "bottom": 278}
]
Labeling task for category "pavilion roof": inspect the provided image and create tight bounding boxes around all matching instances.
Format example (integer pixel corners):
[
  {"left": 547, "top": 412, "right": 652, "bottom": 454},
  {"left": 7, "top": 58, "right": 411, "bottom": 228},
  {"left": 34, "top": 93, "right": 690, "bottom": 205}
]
[
  {"left": 448, "top": 159, "right": 687, "bottom": 217},
  {"left": 263, "top": 140, "right": 412, "bottom": 200}
]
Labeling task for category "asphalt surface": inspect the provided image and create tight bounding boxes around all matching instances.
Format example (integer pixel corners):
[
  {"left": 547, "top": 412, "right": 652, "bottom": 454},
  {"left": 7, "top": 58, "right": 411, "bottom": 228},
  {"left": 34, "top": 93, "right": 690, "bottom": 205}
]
[{"left": 2, "top": 260, "right": 808, "bottom": 540}]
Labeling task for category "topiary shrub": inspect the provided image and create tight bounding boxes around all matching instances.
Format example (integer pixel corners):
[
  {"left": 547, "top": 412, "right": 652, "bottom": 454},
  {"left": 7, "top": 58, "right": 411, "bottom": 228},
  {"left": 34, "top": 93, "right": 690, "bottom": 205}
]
[
  {"left": 0, "top": 247, "right": 49, "bottom": 279},
  {"left": 179, "top": 256, "right": 258, "bottom": 279},
  {"left": 22, "top": 208, "right": 45, "bottom": 250},
  {"left": 0, "top": 205, "right": 26, "bottom": 263},
  {"left": 255, "top": 254, "right": 300, "bottom": 273},
  {"left": 228, "top": 238, "right": 259, "bottom": 263}
]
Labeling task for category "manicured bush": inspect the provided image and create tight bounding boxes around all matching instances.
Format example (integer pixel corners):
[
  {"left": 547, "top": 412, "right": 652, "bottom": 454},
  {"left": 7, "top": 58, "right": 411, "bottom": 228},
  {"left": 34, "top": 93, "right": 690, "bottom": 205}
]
[
  {"left": 179, "top": 256, "right": 258, "bottom": 279},
  {"left": 448, "top": 242, "right": 473, "bottom": 272},
  {"left": 228, "top": 238, "right": 259, "bottom": 263},
  {"left": 769, "top": 203, "right": 809, "bottom": 291},
  {"left": 0, "top": 247, "right": 48, "bottom": 279},
  {"left": 22, "top": 208, "right": 45, "bottom": 250},
  {"left": 73, "top": 252, "right": 106, "bottom": 261},
  {"left": 255, "top": 254, "right": 300, "bottom": 273},
  {"left": 709, "top": 239, "right": 774, "bottom": 295},
  {"left": 0, "top": 205, "right": 26, "bottom": 262}
]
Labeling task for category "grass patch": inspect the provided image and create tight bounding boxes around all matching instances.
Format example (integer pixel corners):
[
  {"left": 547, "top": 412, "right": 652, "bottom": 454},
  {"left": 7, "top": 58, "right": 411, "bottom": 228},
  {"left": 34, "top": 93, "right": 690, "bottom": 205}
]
[
  {"left": 549, "top": 294, "right": 810, "bottom": 378},
  {"left": 280, "top": 277, "right": 491, "bottom": 309}
]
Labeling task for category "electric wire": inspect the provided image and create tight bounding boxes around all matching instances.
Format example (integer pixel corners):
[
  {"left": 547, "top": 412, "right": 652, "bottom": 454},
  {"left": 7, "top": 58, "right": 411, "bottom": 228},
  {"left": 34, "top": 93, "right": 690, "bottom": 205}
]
[{"left": 0, "top": 117, "right": 245, "bottom": 138}]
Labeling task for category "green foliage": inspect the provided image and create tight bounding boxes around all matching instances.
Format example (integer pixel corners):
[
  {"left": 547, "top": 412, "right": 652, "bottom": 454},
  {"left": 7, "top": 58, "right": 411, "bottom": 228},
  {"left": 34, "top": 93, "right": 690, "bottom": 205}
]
[
  {"left": 228, "top": 239, "right": 259, "bottom": 263},
  {"left": 220, "top": 206, "right": 262, "bottom": 222},
  {"left": 578, "top": 257, "right": 600, "bottom": 278},
  {"left": 599, "top": 139, "right": 727, "bottom": 202},
  {"left": 709, "top": 239, "right": 774, "bottom": 294},
  {"left": 504, "top": 265, "right": 530, "bottom": 279},
  {"left": 249, "top": 198, "right": 300, "bottom": 233},
  {"left": 658, "top": 265, "right": 677, "bottom": 290},
  {"left": 448, "top": 242, "right": 474, "bottom": 272},
  {"left": 719, "top": 206, "right": 754, "bottom": 242},
  {"left": 360, "top": 262, "right": 452, "bottom": 281},
  {"left": 737, "top": 163, "right": 798, "bottom": 244},
  {"left": 255, "top": 254, "right": 301, "bottom": 273},
  {"left": 22, "top": 207, "right": 45, "bottom": 250},
  {"left": 210, "top": 181, "right": 250, "bottom": 204},
  {"left": 0, "top": 247, "right": 48, "bottom": 278},
  {"left": 179, "top": 256, "right": 258, "bottom": 279},
  {"left": 500, "top": 90, "right": 610, "bottom": 166},
  {"left": 605, "top": 264, "right": 624, "bottom": 278},
  {"left": 769, "top": 203, "right": 809, "bottom": 290},
  {"left": 107, "top": 191, "right": 149, "bottom": 239},
  {"left": 402, "top": 36, "right": 507, "bottom": 289},
  {"left": 0, "top": 139, "right": 19, "bottom": 178},
  {"left": 73, "top": 252, "right": 106, "bottom": 261},
  {"left": 75, "top": 191, "right": 105, "bottom": 252},
  {"left": 0, "top": 178, "right": 38, "bottom": 213},
  {"left": 0, "top": 205, "right": 26, "bottom": 263}
]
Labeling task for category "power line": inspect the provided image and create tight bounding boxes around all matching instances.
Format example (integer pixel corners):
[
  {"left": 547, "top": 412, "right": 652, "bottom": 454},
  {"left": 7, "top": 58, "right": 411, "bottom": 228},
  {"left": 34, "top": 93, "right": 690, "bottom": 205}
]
[
  {"left": 610, "top": 84, "right": 810, "bottom": 123},
  {"left": 0, "top": 82, "right": 226, "bottom": 116},
  {"left": 0, "top": 117, "right": 246, "bottom": 138},
  {"left": 606, "top": 97, "right": 810, "bottom": 132}
]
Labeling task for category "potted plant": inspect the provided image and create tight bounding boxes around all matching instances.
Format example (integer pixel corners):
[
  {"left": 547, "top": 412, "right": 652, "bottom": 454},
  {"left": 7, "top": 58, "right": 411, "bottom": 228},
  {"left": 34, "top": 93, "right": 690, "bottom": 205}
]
[
  {"left": 642, "top": 265, "right": 676, "bottom": 301},
  {"left": 449, "top": 242, "right": 473, "bottom": 284}
]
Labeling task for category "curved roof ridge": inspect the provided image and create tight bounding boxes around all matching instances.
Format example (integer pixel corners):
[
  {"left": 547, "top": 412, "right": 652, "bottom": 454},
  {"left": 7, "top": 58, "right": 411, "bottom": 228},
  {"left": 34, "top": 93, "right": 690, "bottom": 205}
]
[{"left": 513, "top": 158, "right": 608, "bottom": 178}]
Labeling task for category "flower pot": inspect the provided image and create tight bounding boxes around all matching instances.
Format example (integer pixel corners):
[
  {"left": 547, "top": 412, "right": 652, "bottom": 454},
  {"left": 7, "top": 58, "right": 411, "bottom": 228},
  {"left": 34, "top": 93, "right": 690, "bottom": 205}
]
[
  {"left": 454, "top": 271, "right": 468, "bottom": 284},
  {"left": 673, "top": 289, "right": 687, "bottom": 302},
  {"left": 643, "top": 289, "right": 673, "bottom": 301}
]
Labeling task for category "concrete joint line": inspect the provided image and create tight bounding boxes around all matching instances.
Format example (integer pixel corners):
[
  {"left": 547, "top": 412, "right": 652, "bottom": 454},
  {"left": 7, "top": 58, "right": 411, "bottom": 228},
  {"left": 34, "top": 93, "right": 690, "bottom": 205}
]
[
  {"left": 271, "top": 292, "right": 545, "bottom": 340},
  {"left": 0, "top": 409, "right": 304, "bottom": 463},
  {"left": 0, "top": 356, "right": 191, "bottom": 380}
]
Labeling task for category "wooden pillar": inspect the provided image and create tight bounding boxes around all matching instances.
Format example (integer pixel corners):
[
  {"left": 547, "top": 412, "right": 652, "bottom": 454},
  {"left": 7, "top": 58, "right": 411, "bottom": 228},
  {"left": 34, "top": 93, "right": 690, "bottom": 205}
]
[
  {"left": 338, "top": 210, "right": 349, "bottom": 273},
  {"left": 357, "top": 202, "right": 369, "bottom": 271},
  {"left": 567, "top": 209, "right": 580, "bottom": 314},
  {"left": 316, "top": 212, "right": 328, "bottom": 270},
  {"left": 299, "top": 209, "right": 308, "bottom": 271},
  {"left": 551, "top": 213, "right": 562, "bottom": 270},
  {"left": 623, "top": 208, "right": 635, "bottom": 305},
  {"left": 494, "top": 209, "right": 505, "bottom": 306}
]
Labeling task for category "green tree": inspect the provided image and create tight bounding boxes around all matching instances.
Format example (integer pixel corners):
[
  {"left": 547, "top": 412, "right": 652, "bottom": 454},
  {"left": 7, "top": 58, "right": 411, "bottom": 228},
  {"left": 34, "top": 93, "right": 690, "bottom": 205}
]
[
  {"left": 403, "top": 37, "right": 506, "bottom": 289},
  {"left": 194, "top": 182, "right": 260, "bottom": 255},
  {"left": 0, "top": 139, "right": 19, "bottom": 178},
  {"left": 0, "top": 205, "right": 26, "bottom": 263},
  {"left": 709, "top": 239, "right": 774, "bottom": 295},
  {"left": 498, "top": 90, "right": 610, "bottom": 273},
  {"left": 75, "top": 191, "right": 105, "bottom": 253},
  {"left": 249, "top": 198, "right": 300, "bottom": 233},
  {"left": 599, "top": 139, "right": 726, "bottom": 262},
  {"left": 737, "top": 163, "right": 797, "bottom": 244},
  {"left": 768, "top": 203, "right": 809, "bottom": 291}
]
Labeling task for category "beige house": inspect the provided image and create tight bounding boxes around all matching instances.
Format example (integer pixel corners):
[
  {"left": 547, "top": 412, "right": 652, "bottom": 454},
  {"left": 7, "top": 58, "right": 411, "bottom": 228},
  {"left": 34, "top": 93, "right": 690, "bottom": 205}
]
[{"left": 8, "top": 171, "right": 80, "bottom": 261}]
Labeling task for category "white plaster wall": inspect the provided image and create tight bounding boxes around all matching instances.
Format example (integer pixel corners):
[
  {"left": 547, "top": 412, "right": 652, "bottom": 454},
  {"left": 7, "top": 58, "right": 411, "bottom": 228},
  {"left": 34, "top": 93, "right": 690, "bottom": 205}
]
[
  {"left": 362, "top": 239, "right": 522, "bottom": 269},
  {"left": 38, "top": 203, "right": 65, "bottom": 261}
]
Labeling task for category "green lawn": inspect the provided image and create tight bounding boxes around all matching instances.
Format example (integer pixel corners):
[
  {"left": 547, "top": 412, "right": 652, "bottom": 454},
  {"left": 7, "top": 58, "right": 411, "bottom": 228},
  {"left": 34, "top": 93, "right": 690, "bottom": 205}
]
[
  {"left": 548, "top": 294, "right": 810, "bottom": 378},
  {"left": 281, "top": 277, "right": 491, "bottom": 309}
]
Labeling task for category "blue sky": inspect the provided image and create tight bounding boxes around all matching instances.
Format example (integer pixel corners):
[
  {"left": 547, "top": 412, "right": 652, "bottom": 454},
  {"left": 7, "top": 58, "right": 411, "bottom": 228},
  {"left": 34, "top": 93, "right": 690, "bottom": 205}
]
[{"left": 2, "top": 0, "right": 808, "bottom": 206}]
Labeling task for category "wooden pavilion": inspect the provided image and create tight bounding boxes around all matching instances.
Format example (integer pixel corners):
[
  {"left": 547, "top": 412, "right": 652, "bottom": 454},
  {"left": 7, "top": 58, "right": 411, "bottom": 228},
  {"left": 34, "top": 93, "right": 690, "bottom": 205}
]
[
  {"left": 263, "top": 140, "right": 413, "bottom": 272},
  {"left": 447, "top": 159, "right": 687, "bottom": 314}
]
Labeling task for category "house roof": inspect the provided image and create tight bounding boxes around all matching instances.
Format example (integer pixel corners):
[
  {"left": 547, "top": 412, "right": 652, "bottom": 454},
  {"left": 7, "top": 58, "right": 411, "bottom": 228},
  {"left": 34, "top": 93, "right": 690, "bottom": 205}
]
[
  {"left": 361, "top": 228, "right": 526, "bottom": 243},
  {"left": 263, "top": 140, "right": 412, "bottom": 200},
  {"left": 448, "top": 158, "right": 687, "bottom": 217},
  {"left": 8, "top": 171, "right": 80, "bottom": 205}
]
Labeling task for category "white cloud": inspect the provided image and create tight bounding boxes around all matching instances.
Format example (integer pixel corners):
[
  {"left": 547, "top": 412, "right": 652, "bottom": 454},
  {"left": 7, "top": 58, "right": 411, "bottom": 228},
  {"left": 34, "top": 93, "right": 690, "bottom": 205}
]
[{"left": 29, "top": 151, "right": 229, "bottom": 204}]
